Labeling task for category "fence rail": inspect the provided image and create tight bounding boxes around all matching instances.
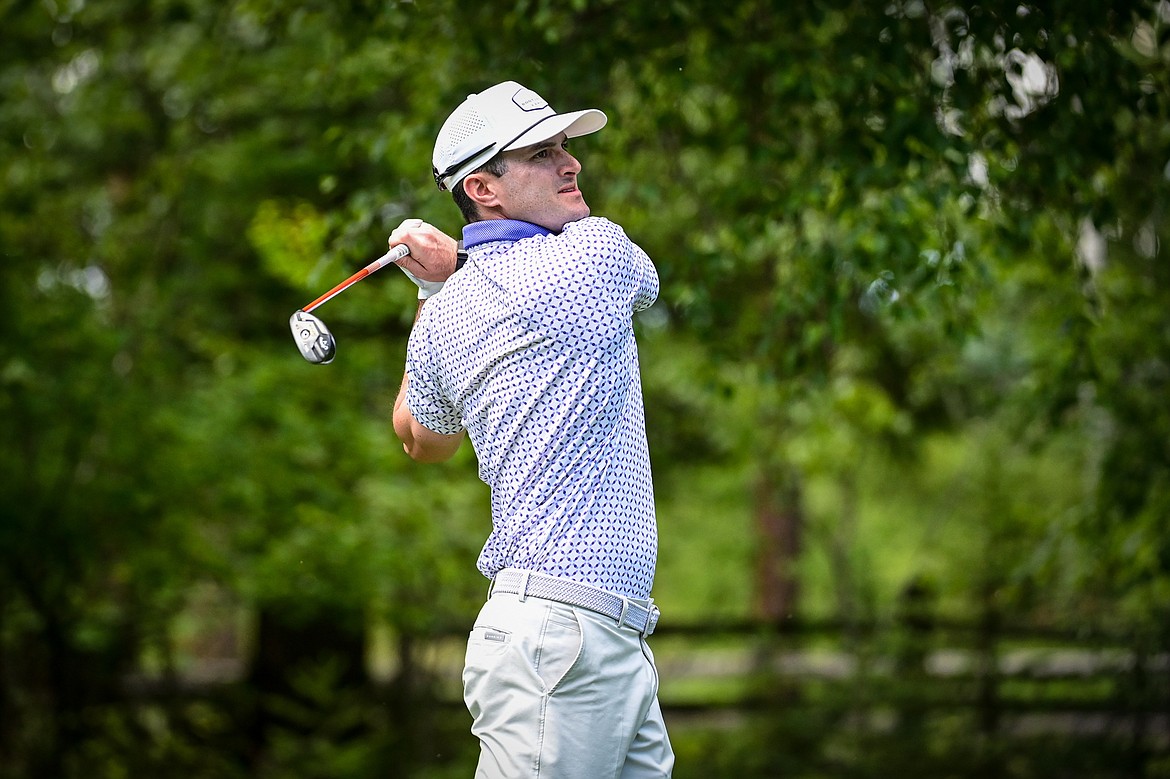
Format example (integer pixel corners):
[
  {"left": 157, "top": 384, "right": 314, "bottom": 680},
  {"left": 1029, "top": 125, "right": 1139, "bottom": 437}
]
[{"left": 106, "top": 614, "right": 1170, "bottom": 777}]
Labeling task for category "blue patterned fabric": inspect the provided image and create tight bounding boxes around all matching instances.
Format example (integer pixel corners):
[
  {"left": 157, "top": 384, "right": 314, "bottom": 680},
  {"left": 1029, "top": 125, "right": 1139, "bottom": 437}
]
[
  {"left": 462, "top": 218, "right": 551, "bottom": 248},
  {"left": 405, "top": 217, "right": 660, "bottom": 599}
]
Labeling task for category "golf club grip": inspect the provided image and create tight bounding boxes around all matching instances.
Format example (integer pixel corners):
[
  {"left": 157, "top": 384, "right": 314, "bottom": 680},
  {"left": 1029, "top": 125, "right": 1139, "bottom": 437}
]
[
  {"left": 301, "top": 244, "right": 411, "bottom": 313},
  {"left": 366, "top": 242, "right": 411, "bottom": 272}
]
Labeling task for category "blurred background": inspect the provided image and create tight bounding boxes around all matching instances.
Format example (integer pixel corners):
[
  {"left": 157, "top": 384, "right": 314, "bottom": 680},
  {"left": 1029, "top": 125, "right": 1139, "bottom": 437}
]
[{"left": 2, "top": 1, "right": 1168, "bottom": 777}]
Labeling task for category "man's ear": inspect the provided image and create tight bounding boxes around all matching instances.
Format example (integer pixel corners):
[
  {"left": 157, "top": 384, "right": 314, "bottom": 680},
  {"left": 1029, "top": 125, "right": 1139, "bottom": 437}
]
[{"left": 463, "top": 173, "right": 501, "bottom": 210}]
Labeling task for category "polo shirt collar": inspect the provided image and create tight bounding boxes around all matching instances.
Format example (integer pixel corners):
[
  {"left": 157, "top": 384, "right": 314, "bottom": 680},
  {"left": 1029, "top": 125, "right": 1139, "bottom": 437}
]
[{"left": 462, "top": 219, "right": 552, "bottom": 250}]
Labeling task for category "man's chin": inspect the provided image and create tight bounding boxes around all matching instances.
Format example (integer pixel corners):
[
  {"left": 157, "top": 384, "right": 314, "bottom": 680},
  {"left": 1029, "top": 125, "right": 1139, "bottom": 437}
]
[
  {"left": 552, "top": 206, "right": 591, "bottom": 232},
  {"left": 559, "top": 209, "right": 589, "bottom": 228}
]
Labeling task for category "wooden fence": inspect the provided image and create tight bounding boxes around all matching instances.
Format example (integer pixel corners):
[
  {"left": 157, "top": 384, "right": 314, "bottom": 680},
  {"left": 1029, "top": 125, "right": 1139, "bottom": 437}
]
[{"left": 90, "top": 613, "right": 1170, "bottom": 778}]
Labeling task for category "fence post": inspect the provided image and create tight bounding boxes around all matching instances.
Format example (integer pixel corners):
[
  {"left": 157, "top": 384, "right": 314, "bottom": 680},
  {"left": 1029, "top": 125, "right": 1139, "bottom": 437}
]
[
  {"left": 894, "top": 576, "right": 936, "bottom": 735},
  {"left": 975, "top": 592, "right": 1000, "bottom": 737}
]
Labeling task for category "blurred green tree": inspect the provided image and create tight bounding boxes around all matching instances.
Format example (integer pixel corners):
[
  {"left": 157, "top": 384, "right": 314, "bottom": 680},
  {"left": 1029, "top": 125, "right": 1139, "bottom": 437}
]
[{"left": 1, "top": 0, "right": 1166, "bottom": 775}]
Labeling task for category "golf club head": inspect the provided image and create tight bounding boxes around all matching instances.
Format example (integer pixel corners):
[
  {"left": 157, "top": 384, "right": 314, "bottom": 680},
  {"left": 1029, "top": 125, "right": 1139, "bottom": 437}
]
[{"left": 290, "top": 310, "right": 336, "bottom": 364}]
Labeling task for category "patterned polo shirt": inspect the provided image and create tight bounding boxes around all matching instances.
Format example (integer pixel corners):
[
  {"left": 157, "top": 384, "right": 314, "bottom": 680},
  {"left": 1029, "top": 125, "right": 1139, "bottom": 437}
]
[{"left": 404, "top": 216, "right": 660, "bottom": 599}]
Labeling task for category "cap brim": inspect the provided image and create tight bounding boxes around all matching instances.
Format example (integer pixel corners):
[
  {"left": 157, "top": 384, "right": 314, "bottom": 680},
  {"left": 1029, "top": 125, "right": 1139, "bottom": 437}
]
[{"left": 502, "top": 108, "right": 607, "bottom": 151}]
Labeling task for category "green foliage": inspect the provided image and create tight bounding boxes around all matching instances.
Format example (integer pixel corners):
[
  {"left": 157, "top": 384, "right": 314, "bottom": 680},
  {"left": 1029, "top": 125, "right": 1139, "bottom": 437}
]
[{"left": 2, "top": 0, "right": 1168, "bottom": 774}]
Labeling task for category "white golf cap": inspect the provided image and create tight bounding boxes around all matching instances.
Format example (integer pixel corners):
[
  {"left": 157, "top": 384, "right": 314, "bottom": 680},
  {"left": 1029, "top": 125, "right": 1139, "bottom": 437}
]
[{"left": 432, "top": 80, "right": 607, "bottom": 192}]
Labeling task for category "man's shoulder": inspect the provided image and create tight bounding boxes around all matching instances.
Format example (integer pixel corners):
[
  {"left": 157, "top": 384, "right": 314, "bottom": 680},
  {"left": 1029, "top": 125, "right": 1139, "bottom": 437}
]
[
  {"left": 555, "top": 216, "right": 634, "bottom": 253},
  {"left": 562, "top": 215, "right": 623, "bottom": 236},
  {"left": 415, "top": 263, "right": 487, "bottom": 326}
]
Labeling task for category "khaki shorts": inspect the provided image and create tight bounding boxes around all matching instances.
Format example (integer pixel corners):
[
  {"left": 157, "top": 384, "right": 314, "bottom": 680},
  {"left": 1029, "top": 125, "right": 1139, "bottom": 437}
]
[{"left": 463, "top": 590, "right": 674, "bottom": 778}]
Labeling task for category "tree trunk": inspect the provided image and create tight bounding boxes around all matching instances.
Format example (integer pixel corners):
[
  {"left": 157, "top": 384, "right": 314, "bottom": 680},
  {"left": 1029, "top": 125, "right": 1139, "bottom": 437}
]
[{"left": 752, "top": 468, "right": 804, "bottom": 623}]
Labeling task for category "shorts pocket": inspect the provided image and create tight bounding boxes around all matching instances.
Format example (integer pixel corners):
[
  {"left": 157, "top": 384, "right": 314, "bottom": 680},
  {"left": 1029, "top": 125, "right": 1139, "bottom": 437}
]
[
  {"left": 536, "top": 608, "right": 583, "bottom": 693},
  {"left": 466, "top": 625, "right": 511, "bottom": 660},
  {"left": 463, "top": 625, "right": 514, "bottom": 719}
]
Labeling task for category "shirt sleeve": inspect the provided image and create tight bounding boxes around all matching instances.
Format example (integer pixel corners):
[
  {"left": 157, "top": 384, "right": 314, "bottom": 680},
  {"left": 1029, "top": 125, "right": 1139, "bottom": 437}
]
[
  {"left": 630, "top": 241, "right": 659, "bottom": 313},
  {"left": 562, "top": 217, "right": 659, "bottom": 312},
  {"left": 404, "top": 310, "right": 465, "bottom": 435}
]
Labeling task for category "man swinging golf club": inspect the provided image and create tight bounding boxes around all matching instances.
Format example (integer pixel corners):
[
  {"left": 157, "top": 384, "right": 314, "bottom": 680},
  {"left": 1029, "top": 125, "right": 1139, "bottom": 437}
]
[{"left": 388, "top": 80, "right": 674, "bottom": 777}]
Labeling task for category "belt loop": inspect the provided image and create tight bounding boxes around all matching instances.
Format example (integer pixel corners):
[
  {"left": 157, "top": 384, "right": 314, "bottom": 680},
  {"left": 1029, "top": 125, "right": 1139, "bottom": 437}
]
[
  {"left": 617, "top": 596, "right": 630, "bottom": 628},
  {"left": 517, "top": 570, "right": 531, "bottom": 602},
  {"left": 641, "top": 598, "right": 657, "bottom": 637}
]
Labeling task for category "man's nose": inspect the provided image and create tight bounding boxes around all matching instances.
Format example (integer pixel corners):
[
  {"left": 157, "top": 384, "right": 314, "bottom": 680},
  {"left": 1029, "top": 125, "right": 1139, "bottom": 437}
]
[{"left": 558, "top": 150, "right": 581, "bottom": 175}]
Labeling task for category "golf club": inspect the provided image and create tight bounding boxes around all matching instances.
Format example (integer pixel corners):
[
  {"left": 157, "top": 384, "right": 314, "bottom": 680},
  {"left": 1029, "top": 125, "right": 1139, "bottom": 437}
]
[{"left": 289, "top": 243, "right": 410, "bottom": 364}]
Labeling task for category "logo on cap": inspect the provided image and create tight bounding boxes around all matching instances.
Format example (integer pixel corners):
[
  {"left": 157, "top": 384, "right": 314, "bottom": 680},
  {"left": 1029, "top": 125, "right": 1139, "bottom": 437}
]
[{"left": 512, "top": 88, "right": 548, "bottom": 112}]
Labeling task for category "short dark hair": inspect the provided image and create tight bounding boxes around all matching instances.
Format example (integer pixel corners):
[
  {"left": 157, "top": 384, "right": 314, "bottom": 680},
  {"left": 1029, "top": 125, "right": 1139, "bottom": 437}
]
[{"left": 452, "top": 156, "right": 509, "bottom": 224}]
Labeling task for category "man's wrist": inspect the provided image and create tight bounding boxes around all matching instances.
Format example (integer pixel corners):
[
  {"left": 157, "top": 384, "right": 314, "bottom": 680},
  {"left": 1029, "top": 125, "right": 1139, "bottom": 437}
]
[
  {"left": 414, "top": 244, "right": 463, "bottom": 299},
  {"left": 397, "top": 242, "right": 463, "bottom": 299},
  {"left": 414, "top": 278, "right": 446, "bottom": 299}
]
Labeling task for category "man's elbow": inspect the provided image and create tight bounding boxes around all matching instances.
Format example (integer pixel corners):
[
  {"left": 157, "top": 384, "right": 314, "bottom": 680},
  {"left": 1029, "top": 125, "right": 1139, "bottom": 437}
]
[
  {"left": 398, "top": 424, "right": 463, "bottom": 463},
  {"left": 392, "top": 407, "right": 418, "bottom": 452},
  {"left": 393, "top": 404, "right": 462, "bottom": 462},
  {"left": 401, "top": 439, "right": 452, "bottom": 463}
]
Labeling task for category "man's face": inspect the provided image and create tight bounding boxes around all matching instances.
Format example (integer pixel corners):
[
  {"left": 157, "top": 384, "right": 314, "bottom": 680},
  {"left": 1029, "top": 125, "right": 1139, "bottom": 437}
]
[{"left": 487, "top": 133, "right": 590, "bottom": 231}]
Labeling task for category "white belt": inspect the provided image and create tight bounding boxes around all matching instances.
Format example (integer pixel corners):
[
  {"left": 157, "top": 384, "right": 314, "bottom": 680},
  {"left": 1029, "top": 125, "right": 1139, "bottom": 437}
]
[{"left": 490, "top": 569, "right": 660, "bottom": 637}]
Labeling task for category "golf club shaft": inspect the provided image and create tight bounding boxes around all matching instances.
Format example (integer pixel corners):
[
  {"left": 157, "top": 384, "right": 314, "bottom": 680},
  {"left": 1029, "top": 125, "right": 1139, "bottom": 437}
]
[{"left": 301, "top": 243, "right": 410, "bottom": 314}]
